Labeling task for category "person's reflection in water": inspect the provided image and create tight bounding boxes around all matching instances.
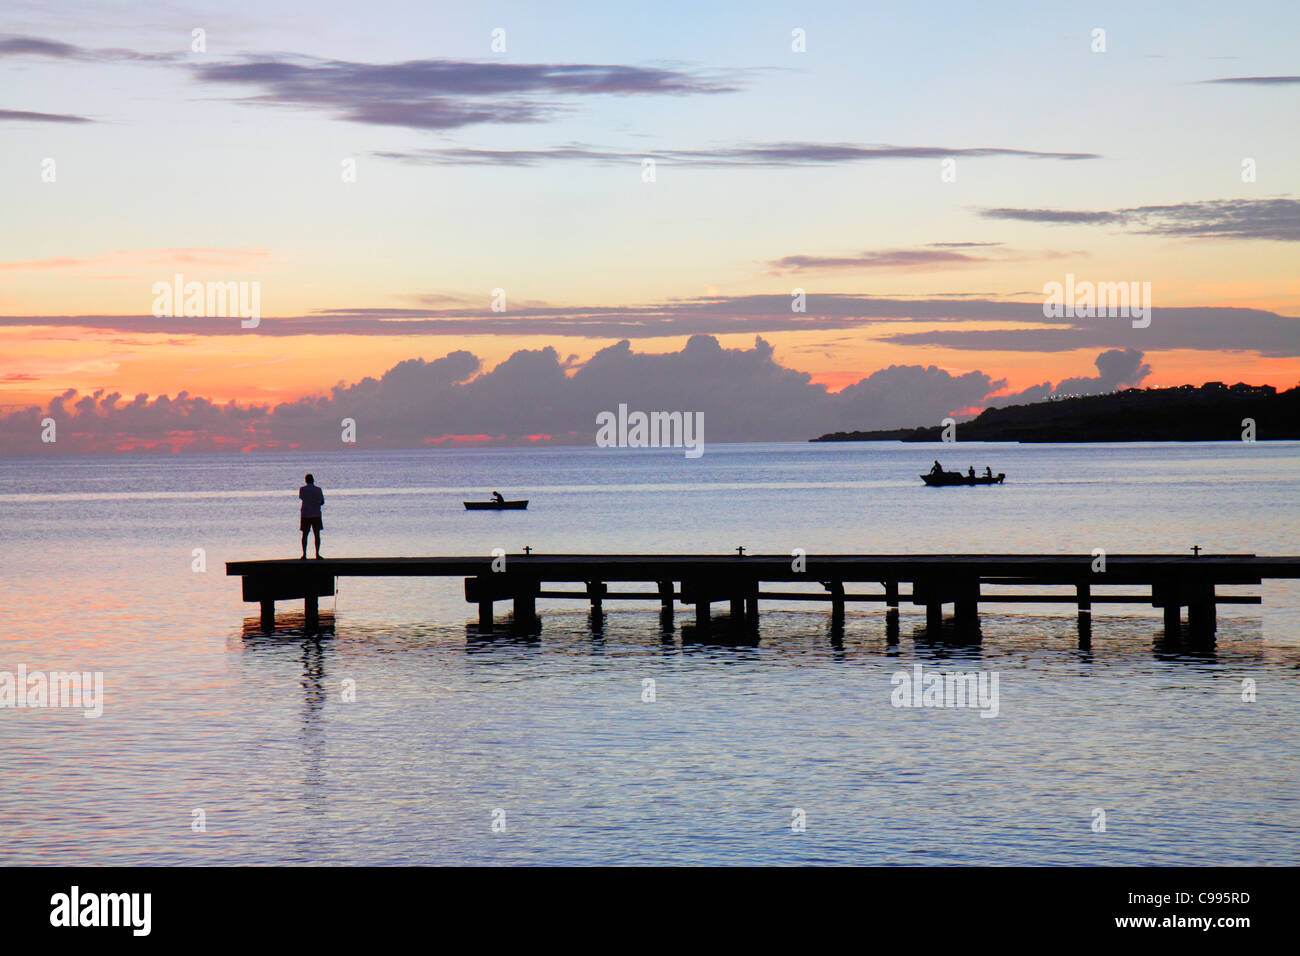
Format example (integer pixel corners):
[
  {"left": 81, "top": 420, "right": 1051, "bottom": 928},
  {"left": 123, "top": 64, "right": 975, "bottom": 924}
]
[{"left": 296, "top": 638, "right": 328, "bottom": 848}]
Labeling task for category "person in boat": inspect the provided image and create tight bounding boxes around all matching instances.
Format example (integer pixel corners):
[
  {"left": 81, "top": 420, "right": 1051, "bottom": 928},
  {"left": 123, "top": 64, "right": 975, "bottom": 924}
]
[
  {"left": 984, "top": 466, "right": 992, "bottom": 478},
  {"left": 931, "top": 460, "right": 943, "bottom": 475},
  {"left": 968, "top": 466, "right": 975, "bottom": 479},
  {"left": 491, "top": 490, "right": 505, "bottom": 504}
]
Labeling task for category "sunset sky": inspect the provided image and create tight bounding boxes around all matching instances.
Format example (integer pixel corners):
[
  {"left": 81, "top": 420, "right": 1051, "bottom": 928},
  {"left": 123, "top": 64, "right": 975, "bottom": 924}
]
[{"left": 2, "top": 0, "right": 1297, "bottom": 450}]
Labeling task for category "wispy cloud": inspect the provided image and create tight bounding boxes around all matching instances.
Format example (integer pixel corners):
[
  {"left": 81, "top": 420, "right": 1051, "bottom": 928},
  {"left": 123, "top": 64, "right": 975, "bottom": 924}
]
[
  {"left": 981, "top": 198, "right": 1300, "bottom": 241},
  {"left": 0, "top": 33, "right": 177, "bottom": 63},
  {"left": 3, "top": 295, "right": 1295, "bottom": 356},
  {"left": 2, "top": 34, "right": 735, "bottom": 131},
  {"left": 1125, "top": 198, "right": 1300, "bottom": 240},
  {"left": 982, "top": 208, "right": 1124, "bottom": 225},
  {"left": 380, "top": 142, "right": 1101, "bottom": 167},
  {"left": 0, "top": 108, "right": 91, "bottom": 123},
  {"left": 767, "top": 248, "right": 994, "bottom": 272},
  {"left": 192, "top": 55, "right": 736, "bottom": 130},
  {"left": 1203, "top": 75, "right": 1300, "bottom": 85}
]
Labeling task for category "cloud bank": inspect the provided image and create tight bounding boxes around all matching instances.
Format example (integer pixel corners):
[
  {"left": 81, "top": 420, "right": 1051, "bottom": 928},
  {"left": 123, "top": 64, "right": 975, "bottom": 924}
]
[
  {"left": 986, "top": 348, "right": 1151, "bottom": 406},
  {"left": 0, "top": 336, "right": 1147, "bottom": 455}
]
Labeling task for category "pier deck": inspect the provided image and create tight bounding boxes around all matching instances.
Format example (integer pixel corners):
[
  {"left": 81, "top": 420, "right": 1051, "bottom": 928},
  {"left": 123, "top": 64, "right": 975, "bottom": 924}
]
[{"left": 226, "top": 553, "right": 1300, "bottom": 641}]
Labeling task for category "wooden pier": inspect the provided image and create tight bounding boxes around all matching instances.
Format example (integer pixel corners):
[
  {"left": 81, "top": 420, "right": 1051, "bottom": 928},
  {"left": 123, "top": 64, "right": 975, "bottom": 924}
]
[{"left": 225, "top": 553, "right": 1300, "bottom": 642}]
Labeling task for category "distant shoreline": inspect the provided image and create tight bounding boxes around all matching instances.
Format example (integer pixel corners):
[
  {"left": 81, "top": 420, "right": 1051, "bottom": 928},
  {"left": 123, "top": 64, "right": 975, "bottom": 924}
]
[{"left": 811, "top": 383, "right": 1300, "bottom": 443}]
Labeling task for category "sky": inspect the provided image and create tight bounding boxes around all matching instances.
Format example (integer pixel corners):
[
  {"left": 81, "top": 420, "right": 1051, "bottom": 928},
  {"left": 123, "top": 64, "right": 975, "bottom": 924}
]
[{"left": 1, "top": 0, "right": 1297, "bottom": 452}]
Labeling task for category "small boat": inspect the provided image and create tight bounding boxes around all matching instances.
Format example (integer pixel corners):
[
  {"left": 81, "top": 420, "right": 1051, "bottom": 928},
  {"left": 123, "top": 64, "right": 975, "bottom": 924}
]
[
  {"left": 464, "top": 499, "right": 529, "bottom": 510},
  {"left": 921, "top": 471, "right": 1005, "bottom": 487}
]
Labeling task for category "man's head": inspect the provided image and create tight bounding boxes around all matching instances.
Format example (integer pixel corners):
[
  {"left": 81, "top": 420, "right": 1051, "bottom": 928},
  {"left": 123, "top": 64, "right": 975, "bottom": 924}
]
[{"left": 305, "top": 473, "right": 314, "bottom": 484}]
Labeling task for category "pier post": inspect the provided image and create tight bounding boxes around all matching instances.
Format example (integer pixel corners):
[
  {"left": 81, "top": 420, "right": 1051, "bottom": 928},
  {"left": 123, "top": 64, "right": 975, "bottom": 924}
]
[
  {"left": 682, "top": 579, "right": 712, "bottom": 632},
  {"left": 955, "top": 579, "right": 979, "bottom": 631},
  {"left": 466, "top": 576, "right": 505, "bottom": 632},
  {"left": 587, "top": 580, "right": 606, "bottom": 623},
  {"left": 1153, "top": 582, "right": 1182, "bottom": 635},
  {"left": 744, "top": 581, "right": 759, "bottom": 628},
  {"left": 504, "top": 574, "right": 535, "bottom": 629},
  {"left": 884, "top": 580, "right": 899, "bottom": 643},
  {"left": 826, "top": 581, "right": 845, "bottom": 628},
  {"left": 1187, "top": 584, "right": 1217, "bottom": 639},
  {"left": 260, "top": 599, "right": 275, "bottom": 632},
  {"left": 1076, "top": 582, "right": 1092, "bottom": 647},
  {"left": 513, "top": 592, "right": 537, "bottom": 629},
  {"left": 730, "top": 592, "right": 745, "bottom": 622},
  {"left": 658, "top": 580, "right": 674, "bottom": 629},
  {"left": 926, "top": 601, "right": 943, "bottom": 631},
  {"left": 913, "top": 579, "right": 944, "bottom": 631},
  {"left": 695, "top": 599, "right": 711, "bottom": 631},
  {"left": 1163, "top": 602, "right": 1181, "bottom": 634},
  {"left": 304, "top": 595, "right": 319, "bottom": 632}
]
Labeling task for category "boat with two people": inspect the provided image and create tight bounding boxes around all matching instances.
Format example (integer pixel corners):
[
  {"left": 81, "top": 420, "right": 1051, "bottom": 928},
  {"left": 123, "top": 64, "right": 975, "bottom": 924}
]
[{"left": 920, "top": 461, "right": 1006, "bottom": 486}]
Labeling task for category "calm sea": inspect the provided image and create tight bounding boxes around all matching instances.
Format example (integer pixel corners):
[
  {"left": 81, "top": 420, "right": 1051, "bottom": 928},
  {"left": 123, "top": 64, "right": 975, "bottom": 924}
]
[{"left": 1, "top": 441, "right": 1297, "bottom": 865}]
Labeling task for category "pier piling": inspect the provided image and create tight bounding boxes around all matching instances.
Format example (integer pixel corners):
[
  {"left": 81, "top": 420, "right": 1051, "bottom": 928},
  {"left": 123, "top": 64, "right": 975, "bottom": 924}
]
[
  {"left": 1076, "top": 582, "right": 1092, "bottom": 647},
  {"left": 587, "top": 580, "right": 606, "bottom": 617},
  {"left": 884, "top": 580, "right": 900, "bottom": 642},
  {"left": 744, "top": 582, "right": 759, "bottom": 626},
  {"left": 658, "top": 580, "right": 674, "bottom": 629},
  {"left": 826, "top": 581, "right": 846, "bottom": 627},
  {"left": 955, "top": 578, "right": 980, "bottom": 631},
  {"left": 926, "top": 601, "right": 943, "bottom": 630},
  {"left": 695, "top": 599, "right": 711, "bottom": 631}
]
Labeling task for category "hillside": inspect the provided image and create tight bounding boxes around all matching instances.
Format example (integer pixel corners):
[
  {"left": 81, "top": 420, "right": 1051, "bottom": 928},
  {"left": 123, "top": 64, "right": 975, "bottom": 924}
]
[{"left": 811, "top": 383, "right": 1299, "bottom": 443}]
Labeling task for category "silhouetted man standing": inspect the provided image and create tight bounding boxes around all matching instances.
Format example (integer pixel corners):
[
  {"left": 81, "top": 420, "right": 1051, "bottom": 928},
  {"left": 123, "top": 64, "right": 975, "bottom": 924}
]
[{"left": 299, "top": 473, "right": 324, "bottom": 559}]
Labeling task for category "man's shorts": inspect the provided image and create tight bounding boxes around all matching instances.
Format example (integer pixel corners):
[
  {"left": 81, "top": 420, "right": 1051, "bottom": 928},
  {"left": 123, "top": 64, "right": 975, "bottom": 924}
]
[{"left": 300, "top": 515, "right": 323, "bottom": 532}]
